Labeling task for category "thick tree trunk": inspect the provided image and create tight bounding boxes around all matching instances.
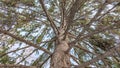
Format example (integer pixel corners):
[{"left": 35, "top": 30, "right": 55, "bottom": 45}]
[{"left": 50, "top": 41, "right": 70, "bottom": 68}]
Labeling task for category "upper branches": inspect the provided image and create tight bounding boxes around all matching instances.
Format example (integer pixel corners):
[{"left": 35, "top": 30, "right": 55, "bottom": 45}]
[
  {"left": 70, "top": 1, "right": 120, "bottom": 45},
  {"left": 57, "top": 0, "right": 88, "bottom": 41},
  {"left": 39, "top": 0, "right": 59, "bottom": 36},
  {"left": 65, "top": 0, "right": 88, "bottom": 33}
]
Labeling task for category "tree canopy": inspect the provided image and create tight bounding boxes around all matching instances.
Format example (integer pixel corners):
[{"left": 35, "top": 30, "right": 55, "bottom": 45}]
[{"left": 0, "top": 0, "right": 120, "bottom": 68}]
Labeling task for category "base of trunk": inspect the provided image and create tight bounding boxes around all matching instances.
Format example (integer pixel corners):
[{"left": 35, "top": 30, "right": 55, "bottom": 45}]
[{"left": 50, "top": 41, "right": 70, "bottom": 68}]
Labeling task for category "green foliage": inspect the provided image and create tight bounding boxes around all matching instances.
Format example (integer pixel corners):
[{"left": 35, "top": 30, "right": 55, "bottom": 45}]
[
  {"left": 1, "top": 0, "right": 35, "bottom": 7},
  {"left": 113, "top": 63, "right": 120, "bottom": 68},
  {"left": 0, "top": 46, "right": 15, "bottom": 64},
  {"left": 0, "top": 0, "right": 120, "bottom": 67},
  {"left": 89, "top": 35, "right": 115, "bottom": 51},
  {"left": 36, "top": 29, "right": 46, "bottom": 43},
  {"left": 20, "top": 0, "right": 35, "bottom": 6}
]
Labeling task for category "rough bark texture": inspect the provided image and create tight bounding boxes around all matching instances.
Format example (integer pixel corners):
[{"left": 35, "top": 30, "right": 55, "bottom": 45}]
[{"left": 50, "top": 41, "right": 70, "bottom": 68}]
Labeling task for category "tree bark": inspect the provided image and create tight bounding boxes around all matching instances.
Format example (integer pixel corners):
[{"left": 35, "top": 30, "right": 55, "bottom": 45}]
[{"left": 50, "top": 41, "right": 70, "bottom": 68}]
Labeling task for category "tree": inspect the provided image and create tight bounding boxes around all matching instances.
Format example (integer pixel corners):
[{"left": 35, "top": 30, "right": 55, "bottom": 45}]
[{"left": 0, "top": 0, "right": 120, "bottom": 68}]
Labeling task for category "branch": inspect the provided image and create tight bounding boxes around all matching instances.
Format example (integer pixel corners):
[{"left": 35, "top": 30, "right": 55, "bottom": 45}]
[
  {"left": 75, "top": 2, "right": 118, "bottom": 42},
  {"left": 71, "top": 21, "right": 120, "bottom": 45},
  {"left": 67, "top": 0, "right": 87, "bottom": 19},
  {"left": 70, "top": 54, "right": 80, "bottom": 65},
  {"left": 65, "top": 0, "right": 87, "bottom": 33},
  {"left": 74, "top": 45, "right": 120, "bottom": 68},
  {"left": 97, "top": 3, "right": 118, "bottom": 21},
  {"left": 39, "top": 54, "right": 51, "bottom": 67},
  {"left": 17, "top": 49, "right": 36, "bottom": 64},
  {"left": 0, "top": 46, "right": 30, "bottom": 57},
  {"left": 74, "top": 45, "right": 95, "bottom": 55},
  {"left": 66, "top": 22, "right": 120, "bottom": 53},
  {"left": 39, "top": 0, "right": 58, "bottom": 35},
  {"left": 75, "top": 2, "right": 106, "bottom": 40},
  {"left": 0, "top": 29, "right": 52, "bottom": 55}
]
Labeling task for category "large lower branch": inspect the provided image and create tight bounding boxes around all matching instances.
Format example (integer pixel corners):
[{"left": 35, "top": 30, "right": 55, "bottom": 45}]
[{"left": 0, "top": 29, "right": 51, "bottom": 55}]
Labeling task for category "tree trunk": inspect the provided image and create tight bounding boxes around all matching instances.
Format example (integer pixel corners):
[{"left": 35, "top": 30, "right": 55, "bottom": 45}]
[{"left": 50, "top": 41, "right": 71, "bottom": 68}]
